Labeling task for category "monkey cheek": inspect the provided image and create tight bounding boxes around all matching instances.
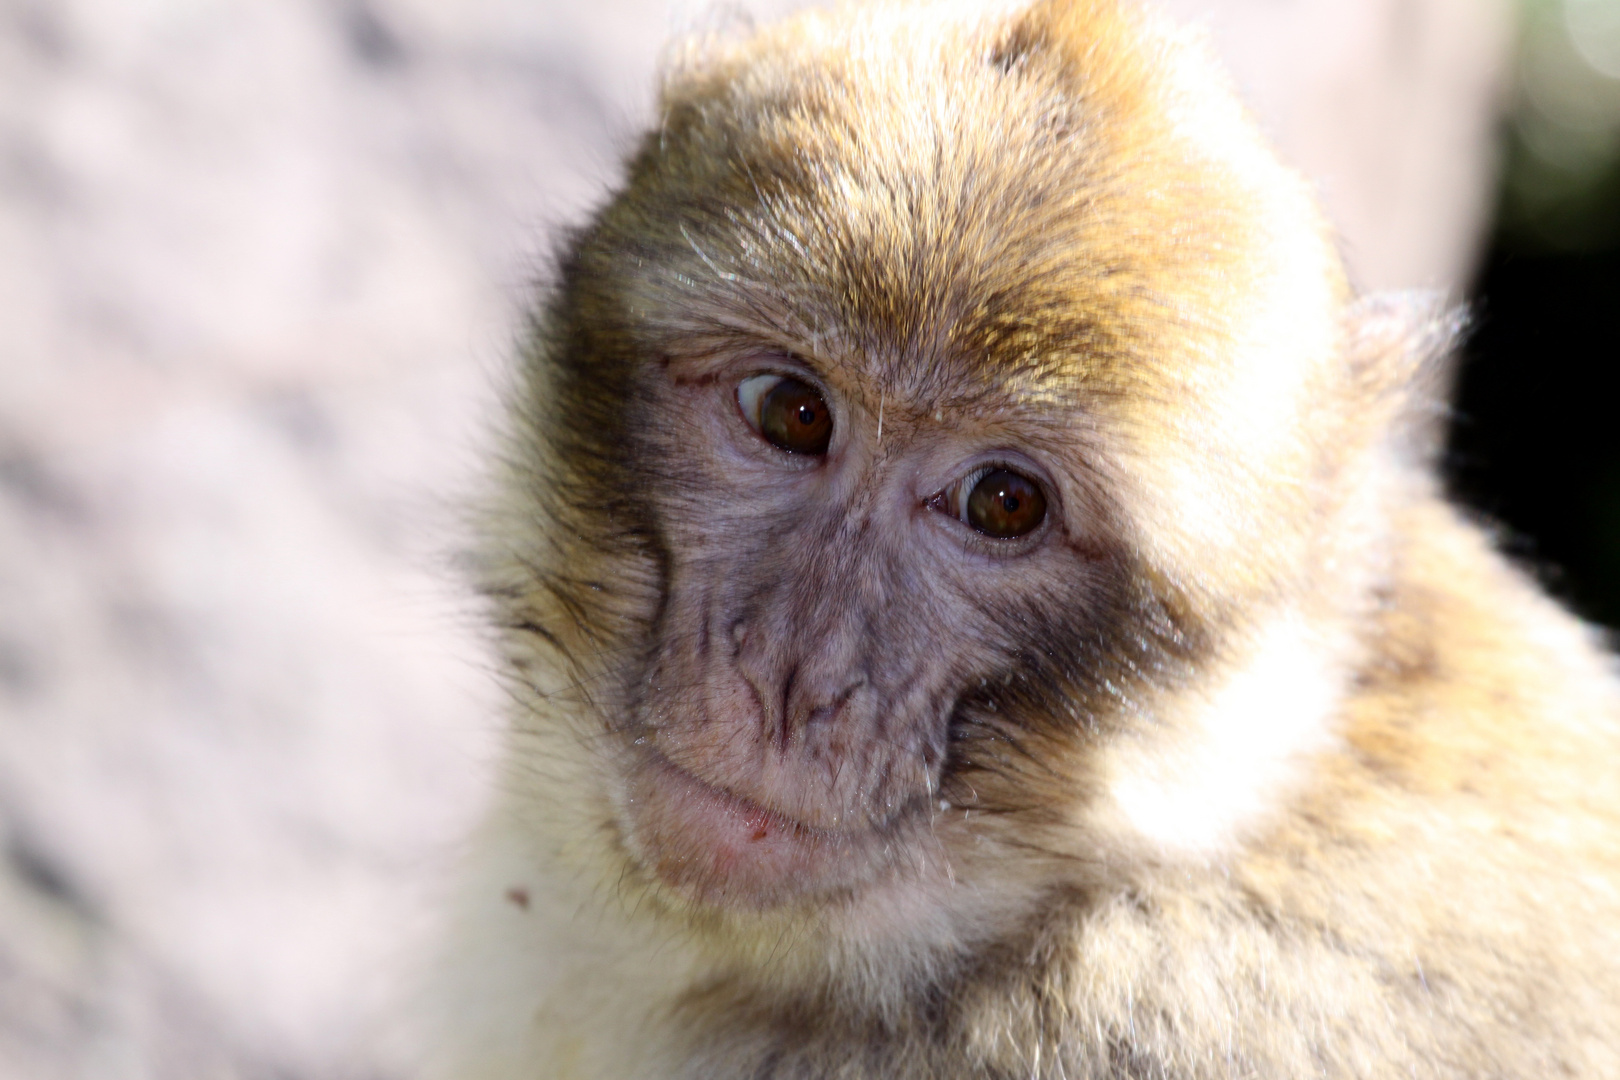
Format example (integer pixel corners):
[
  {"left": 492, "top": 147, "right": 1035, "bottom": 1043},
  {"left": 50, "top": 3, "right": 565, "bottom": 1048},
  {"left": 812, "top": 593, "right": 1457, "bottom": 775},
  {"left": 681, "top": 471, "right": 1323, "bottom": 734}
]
[{"left": 623, "top": 756, "right": 853, "bottom": 910}]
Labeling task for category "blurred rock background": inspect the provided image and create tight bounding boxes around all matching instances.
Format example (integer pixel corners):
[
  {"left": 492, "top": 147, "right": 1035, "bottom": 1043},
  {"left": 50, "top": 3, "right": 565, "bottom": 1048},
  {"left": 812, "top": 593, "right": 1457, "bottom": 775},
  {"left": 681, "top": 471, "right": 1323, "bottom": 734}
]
[{"left": 0, "top": 0, "right": 1611, "bottom": 1077}]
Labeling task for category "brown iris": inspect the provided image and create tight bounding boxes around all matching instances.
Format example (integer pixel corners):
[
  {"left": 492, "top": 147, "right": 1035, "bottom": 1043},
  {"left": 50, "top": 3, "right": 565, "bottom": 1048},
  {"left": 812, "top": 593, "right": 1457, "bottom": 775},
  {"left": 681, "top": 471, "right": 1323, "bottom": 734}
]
[
  {"left": 965, "top": 469, "right": 1046, "bottom": 538},
  {"left": 759, "top": 377, "right": 833, "bottom": 455}
]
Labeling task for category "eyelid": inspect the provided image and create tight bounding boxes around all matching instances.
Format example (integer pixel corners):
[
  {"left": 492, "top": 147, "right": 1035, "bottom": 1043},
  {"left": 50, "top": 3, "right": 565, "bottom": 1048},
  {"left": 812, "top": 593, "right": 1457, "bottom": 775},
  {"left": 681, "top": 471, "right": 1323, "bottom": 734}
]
[{"left": 736, "top": 373, "right": 786, "bottom": 433}]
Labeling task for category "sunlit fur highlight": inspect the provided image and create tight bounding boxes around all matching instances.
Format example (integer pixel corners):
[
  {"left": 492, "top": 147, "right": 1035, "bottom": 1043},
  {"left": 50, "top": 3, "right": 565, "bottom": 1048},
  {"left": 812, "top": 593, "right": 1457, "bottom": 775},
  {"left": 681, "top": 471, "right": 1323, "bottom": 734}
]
[{"left": 428, "top": 1, "right": 1620, "bottom": 1077}]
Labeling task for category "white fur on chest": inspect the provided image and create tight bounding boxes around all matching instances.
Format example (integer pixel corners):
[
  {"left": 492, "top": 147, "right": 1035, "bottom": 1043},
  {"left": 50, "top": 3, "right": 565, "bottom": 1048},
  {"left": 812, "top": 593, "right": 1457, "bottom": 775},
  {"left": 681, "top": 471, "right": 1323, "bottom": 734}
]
[{"left": 429, "top": 776, "right": 706, "bottom": 1080}]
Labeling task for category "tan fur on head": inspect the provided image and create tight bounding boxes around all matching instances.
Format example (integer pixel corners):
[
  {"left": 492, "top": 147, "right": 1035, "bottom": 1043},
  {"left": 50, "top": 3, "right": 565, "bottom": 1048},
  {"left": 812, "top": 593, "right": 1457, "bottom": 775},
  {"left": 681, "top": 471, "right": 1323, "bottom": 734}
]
[{"left": 430, "top": 1, "right": 1620, "bottom": 1077}]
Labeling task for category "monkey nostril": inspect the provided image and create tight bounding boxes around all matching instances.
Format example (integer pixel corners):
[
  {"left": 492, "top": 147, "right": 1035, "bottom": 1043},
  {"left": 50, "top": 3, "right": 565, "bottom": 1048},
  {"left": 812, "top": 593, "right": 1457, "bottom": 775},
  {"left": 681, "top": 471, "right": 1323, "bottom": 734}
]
[{"left": 798, "top": 678, "right": 865, "bottom": 730}]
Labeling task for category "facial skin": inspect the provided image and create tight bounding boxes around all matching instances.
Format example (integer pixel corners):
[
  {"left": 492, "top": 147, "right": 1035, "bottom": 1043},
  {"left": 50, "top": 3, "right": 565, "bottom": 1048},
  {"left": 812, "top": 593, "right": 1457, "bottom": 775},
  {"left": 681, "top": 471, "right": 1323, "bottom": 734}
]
[{"left": 617, "top": 344, "right": 1117, "bottom": 908}]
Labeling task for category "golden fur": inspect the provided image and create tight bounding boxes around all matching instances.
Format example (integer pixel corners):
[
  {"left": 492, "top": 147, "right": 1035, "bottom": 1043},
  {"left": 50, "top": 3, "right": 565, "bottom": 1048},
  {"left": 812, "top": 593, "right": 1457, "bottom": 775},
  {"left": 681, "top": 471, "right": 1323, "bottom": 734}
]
[{"left": 429, "top": 1, "right": 1620, "bottom": 1076}]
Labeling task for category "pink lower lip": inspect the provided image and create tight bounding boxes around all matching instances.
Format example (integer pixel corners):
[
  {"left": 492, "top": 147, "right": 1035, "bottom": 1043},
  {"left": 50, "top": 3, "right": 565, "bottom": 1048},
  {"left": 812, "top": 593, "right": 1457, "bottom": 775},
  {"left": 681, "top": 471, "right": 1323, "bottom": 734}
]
[{"left": 626, "top": 756, "right": 847, "bottom": 908}]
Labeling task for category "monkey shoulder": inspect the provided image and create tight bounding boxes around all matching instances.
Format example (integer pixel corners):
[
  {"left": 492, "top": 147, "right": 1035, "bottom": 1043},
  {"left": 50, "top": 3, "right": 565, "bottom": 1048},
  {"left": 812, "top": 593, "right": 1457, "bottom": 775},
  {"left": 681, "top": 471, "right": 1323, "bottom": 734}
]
[{"left": 1202, "top": 495, "right": 1620, "bottom": 1077}]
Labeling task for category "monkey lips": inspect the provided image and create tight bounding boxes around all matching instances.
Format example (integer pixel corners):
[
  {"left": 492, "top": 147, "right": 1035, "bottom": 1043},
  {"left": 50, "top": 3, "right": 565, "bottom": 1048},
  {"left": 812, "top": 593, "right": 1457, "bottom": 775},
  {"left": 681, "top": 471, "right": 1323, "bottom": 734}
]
[{"left": 623, "top": 754, "right": 913, "bottom": 909}]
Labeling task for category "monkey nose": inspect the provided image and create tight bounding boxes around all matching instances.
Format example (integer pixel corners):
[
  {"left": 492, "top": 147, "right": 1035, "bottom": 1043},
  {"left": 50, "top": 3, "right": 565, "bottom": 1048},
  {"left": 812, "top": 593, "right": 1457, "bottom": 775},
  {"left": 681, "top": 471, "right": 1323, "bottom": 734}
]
[
  {"left": 792, "top": 676, "right": 865, "bottom": 732},
  {"left": 724, "top": 613, "right": 871, "bottom": 738},
  {"left": 733, "top": 652, "right": 866, "bottom": 744}
]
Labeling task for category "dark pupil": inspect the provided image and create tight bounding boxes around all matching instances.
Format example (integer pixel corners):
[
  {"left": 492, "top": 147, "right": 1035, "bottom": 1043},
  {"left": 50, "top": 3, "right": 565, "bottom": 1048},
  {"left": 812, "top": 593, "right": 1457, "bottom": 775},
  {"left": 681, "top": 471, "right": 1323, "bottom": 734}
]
[
  {"left": 966, "top": 469, "right": 1046, "bottom": 538},
  {"left": 761, "top": 378, "right": 833, "bottom": 454}
]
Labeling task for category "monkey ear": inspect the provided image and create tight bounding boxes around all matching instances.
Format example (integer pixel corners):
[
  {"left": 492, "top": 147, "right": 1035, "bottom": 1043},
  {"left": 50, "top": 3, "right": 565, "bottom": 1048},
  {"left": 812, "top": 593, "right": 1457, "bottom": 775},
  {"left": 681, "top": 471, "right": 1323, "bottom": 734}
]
[{"left": 1344, "top": 291, "right": 1467, "bottom": 464}]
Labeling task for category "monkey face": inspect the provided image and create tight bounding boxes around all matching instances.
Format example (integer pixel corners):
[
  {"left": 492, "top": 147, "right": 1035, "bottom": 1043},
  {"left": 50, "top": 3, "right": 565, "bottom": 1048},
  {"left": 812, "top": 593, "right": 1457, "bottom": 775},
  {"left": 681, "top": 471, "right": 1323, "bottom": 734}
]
[
  {"left": 612, "top": 342, "right": 1122, "bottom": 909},
  {"left": 521, "top": 0, "right": 1349, "bottom": 926}
]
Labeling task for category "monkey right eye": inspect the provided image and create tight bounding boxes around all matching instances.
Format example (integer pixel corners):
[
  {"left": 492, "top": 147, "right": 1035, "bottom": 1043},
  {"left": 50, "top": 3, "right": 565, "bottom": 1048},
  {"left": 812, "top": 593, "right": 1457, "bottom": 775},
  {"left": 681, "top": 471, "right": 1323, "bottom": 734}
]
[
  {"left": 935, "top": 467, "right": 1048, "bottom": 539},
  {"left": 737, "top": 374, "right": 833, "bottom": 455}
]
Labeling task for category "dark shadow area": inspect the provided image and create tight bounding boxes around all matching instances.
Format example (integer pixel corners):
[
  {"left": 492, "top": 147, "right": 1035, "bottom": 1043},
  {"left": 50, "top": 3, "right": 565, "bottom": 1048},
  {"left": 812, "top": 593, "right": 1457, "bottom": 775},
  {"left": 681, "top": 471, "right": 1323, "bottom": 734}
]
[{"left": 1449, "top": 228, "right": 1620, "bottom": 629}]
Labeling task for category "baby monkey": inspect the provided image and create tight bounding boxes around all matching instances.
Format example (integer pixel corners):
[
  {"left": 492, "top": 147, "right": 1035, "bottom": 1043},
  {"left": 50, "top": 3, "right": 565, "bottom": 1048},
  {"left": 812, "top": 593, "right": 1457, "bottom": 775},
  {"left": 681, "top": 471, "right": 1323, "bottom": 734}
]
[{"left": 432, "top": 0, "right": 1620, "bottom": 1076}]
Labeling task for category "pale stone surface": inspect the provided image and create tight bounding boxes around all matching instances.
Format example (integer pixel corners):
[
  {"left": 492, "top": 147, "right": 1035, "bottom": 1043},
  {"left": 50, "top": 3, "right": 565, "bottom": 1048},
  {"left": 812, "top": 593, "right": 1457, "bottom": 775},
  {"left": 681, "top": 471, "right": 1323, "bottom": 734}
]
[
  {"left": 1161, "top": 0, "right": 1515, "bottom": 292},
  {"left": 0, "top": 1, "right": 1510, "bottom": 1076}
]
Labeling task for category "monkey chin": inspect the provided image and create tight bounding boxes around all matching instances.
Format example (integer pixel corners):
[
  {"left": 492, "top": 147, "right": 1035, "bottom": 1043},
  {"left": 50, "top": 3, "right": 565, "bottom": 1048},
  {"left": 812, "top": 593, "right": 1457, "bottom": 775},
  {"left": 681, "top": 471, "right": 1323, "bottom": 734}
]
[{"left": 622, "top": 753, "right": 922, "bottom": 912}]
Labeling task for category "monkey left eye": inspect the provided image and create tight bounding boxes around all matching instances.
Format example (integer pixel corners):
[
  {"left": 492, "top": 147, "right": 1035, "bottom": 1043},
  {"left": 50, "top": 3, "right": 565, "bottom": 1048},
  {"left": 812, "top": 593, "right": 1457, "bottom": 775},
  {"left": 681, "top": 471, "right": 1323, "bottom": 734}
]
[
  {"left": 737, "top": 374, "right": 833, "bottom": 455},
  {"left": 938, "top": 467, "right": 1048, "bottom": 539}
]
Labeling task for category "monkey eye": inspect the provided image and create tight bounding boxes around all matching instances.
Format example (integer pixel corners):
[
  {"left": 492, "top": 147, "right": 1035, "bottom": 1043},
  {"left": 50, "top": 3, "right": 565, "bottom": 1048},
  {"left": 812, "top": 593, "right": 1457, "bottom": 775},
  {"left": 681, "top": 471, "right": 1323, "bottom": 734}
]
[
  {"left": 737, "top": 374, "right": 833, "bottom": 455},
  {"left": 938, "top": 467, "right": 1048, "bottom": 539}
]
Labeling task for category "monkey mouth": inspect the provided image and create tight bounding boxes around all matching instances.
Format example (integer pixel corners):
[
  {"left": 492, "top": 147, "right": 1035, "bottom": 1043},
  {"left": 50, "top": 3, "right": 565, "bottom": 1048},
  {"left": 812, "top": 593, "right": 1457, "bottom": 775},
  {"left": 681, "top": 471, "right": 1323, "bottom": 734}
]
[{"left": 623, "top": 754, "right": 897, "bottom": 910}]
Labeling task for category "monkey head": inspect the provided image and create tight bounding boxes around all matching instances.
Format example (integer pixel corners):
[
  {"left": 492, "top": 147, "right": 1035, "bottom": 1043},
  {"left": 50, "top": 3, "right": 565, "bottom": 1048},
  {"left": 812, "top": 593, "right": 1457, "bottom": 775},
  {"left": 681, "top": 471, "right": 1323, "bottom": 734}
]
[{"left": 491, "top": 0, "right": 1434, "bottom": 973}]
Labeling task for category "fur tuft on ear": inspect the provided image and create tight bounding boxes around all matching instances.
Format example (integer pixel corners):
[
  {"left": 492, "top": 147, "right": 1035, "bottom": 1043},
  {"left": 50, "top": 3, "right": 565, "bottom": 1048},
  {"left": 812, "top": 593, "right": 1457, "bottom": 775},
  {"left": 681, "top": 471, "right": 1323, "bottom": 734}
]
[{"left": 1345, "top": 291, "right": 1465, "bottom": 465}]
